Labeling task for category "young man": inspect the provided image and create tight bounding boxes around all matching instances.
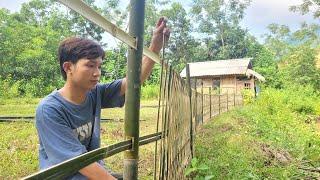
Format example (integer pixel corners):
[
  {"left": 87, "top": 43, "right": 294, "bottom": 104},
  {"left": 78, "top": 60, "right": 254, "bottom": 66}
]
[{"left": 35, "top": 18, "right": 170, "bottom": 180}]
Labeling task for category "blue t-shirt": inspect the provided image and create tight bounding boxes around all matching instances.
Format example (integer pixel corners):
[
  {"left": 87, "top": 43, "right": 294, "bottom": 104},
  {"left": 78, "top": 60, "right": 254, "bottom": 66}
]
[{"left": 35, "top": 80, "right": 125, "bottom": 179}]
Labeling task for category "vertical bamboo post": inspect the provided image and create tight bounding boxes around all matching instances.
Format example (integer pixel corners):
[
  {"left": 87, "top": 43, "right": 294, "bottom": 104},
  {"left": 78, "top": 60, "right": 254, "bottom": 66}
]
[
  {"left": 124, "top": 1, "right": 145, "bottom": 179},
  {"left": 209, "top": 87, "right": 212, "bottom": 118},
  {"left": 227, "top": 90, "right": 229, "bottom": 111},
  {"left": 194, "top": 78, "right": 197, "bottom": 127},
  {"left": 218, "top": 89, "right": 221, "bottom": 114},
  {"left": 201, "top": 80, "right": 204, "bottom": 123},
  {"left": 234, "top": 93, "right": 236, "bottom": 107},
  {"left": 186, "top": 64, "right": 193, "bottom": 157}
]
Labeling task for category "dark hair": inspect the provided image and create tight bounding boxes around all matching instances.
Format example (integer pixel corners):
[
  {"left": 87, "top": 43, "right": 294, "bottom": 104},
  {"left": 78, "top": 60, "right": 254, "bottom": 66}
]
[{"left": 58, "top": 37, "right": 105, "bottom": 80}]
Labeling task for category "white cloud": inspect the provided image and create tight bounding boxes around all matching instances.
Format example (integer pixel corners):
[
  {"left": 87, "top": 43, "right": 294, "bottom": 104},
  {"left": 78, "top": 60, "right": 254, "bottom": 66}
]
[
  {"left": 241, "top": 0, "right": 319, "bottom": 41},
  {"left": 0, "top": 0, "right": 30, "bottom": 12}
]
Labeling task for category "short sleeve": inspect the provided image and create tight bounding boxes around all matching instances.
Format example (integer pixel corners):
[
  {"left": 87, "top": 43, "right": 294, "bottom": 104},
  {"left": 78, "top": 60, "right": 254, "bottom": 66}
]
[
  {"left": 98, "top": 79, "right": 125, "bottom": 108},
  {"left": 36, "top": 104, "right": 87, "bottom": 166}
]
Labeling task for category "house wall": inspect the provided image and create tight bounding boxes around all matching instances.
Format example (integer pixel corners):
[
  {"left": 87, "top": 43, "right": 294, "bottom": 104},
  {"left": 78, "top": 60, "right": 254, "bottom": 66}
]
[
  {"left": 236, "top": 77, "right": 255, "bottom": 94},
  {"left": 195, "top": 75, "right": 256, "bottom": 95},
  {"left": 220, "top": 76, "right": 236, "bottom": 94},
  {"left": 236, "top": 78, "right": 244, "bottom": 94}
]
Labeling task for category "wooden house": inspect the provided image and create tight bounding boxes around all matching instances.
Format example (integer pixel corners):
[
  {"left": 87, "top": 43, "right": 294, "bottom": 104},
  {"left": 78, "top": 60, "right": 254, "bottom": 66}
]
[{"left": 180, "top": 58, "right": 265, "bottom": 95}]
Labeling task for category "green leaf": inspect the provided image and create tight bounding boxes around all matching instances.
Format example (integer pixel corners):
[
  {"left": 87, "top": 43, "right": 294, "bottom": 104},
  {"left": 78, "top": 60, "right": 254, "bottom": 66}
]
[
  {"left": 185, "top": 167, "right": 197, "bottom": 176},
  {"left": 205, "top": 175, "right": 215, "bottom": 180},
  {"left": 191, "top": 158, "right": 198, "bottom": 167},
  {"left": 197, "top": 164, "right": 209, "bottom": 171}
]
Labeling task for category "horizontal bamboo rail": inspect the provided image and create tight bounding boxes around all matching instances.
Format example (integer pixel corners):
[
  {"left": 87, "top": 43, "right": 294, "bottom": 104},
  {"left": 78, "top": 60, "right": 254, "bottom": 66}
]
[
  {"left": 57, "top": 0, "right": 162, "bottom": 64},
  {"left": 0, "top": 117, "right": 147, "bottom": 122},
  {"left": 23, "top": 132, "right": 162, "bottom": 180}
]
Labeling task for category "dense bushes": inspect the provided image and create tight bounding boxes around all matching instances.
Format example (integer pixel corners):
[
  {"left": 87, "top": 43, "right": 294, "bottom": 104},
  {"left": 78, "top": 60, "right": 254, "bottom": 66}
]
[
  {"left": 0, "top": 78, "right": 159, "bottom": 99},
  {"left": 141, "top": 84, "right": 159, "bottom": 99}
]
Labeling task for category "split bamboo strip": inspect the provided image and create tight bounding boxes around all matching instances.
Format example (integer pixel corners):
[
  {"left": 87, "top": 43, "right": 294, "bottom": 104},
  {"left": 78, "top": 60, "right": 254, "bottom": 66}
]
[{"left": 57, "top": 0, "right": 161, "bottom": 64}]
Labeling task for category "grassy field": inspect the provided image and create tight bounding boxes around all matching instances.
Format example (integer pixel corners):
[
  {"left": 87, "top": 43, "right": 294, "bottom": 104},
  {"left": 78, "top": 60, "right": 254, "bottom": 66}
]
[
  {"left": 190, "top": 88, "right": 320, "bottom": 179},
  {"left": 0, "top": 98, "right": 160, "bottom": 179},
  {"left": 1, "top": 86, "right": 320, "bottom": 179}
]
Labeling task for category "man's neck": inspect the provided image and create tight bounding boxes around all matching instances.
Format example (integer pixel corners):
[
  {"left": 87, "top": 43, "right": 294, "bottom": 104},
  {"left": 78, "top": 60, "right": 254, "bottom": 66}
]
[{"left": 58, "top": 82, "right": 88, "bottom": 105}]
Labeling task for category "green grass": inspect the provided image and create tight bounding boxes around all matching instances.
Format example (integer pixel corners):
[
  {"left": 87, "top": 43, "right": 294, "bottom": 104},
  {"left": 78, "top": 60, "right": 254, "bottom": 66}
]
[
  {"left": 0, "top": 122, "right": 38, "bottom": 179},
  {"left": 0, "top": 98, "right": 41, "bottom": 116},
  {"left": 2, "top": 86, "right": 320, "bottom": 179},
  {"left": 191, "top": 87, "right": 320, "bottom": 179}
]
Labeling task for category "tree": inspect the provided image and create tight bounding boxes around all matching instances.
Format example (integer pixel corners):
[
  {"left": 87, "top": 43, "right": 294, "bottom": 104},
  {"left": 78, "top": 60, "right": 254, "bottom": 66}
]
[
  {"left": 292, "top": 22, "right": 320, "bottom": 47},
  {"left": 263, "top": 24, "right": 292, "bottom": 61},
  {"left": 290, "top": 0, "right": 320, "bottom": 19},
  {"left": 263, "top": 21, "right": 320, "bottom": 89},
  {"left": 0, "top": 6, "right": 67, "bottom": 96},
  {"left": 280, "top": 46, "right": 320, "bottom": 89},
  {"left": 263, "top": 22, "right": 320, "bottom": 60},
  {"left": 246, "top": 37, "right": 279, "bottom": 88},
  {"left": 191, "top": 0, "right": 252, "bottom": 60},
  {"left": 102, "top": 43, "right": 127, "bottom": 82},
  {"left": 160, "top": 2, "right": 199, "bottom": 70}
]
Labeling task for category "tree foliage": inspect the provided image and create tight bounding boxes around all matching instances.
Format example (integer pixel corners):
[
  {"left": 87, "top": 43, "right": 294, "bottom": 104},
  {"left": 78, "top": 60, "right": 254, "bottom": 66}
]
[
  {"left": 191, "top": 0, "right": 252, "bottom": 60},
  {"left": 1, "top": 0, "right": 320, "bottom": 97},
  {"left": 290, "top": 0, "right": 320, "bottom": 19}
]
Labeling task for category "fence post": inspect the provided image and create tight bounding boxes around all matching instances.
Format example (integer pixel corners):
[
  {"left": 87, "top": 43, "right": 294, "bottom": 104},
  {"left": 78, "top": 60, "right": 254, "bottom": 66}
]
[
  {"left": 234, "top": 93, "right": 236, "bottom": 107},
  {"left": 201, "top": 80, "right": 204, "bottom": 123},
  {"left": 124, "top": 1, "right": 145, "bottom": 179},
  {"left": 218, "top": 90, "right": 221, "bottom": 114},
  {"left": 186, "top": 64, "right": 193, "bottom": 157},
  {"left": 227, "top": 90, "right": 229, "bottom": 111},
  {"left": 209, "top": 87, "right": 212, "bottom": 118},
  {"left": 194, "top": 78, "right": 197, "bottom": 128}
]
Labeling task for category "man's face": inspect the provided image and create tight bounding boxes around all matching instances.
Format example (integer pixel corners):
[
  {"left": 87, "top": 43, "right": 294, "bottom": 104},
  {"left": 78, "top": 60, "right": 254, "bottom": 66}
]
[{"left": 68, "top": 57, "right": 102, "bottom": 91}]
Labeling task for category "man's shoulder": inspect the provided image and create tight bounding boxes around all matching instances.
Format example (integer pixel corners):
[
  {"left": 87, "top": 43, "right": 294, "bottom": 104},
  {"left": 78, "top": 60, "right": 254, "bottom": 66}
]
[{"left": 36, "top": 91, "right": 62, "bottom": 115}]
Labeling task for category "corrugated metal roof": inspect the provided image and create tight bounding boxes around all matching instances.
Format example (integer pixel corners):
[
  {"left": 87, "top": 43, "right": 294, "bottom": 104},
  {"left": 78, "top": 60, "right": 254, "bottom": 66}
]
[{"left": 180, "top": 58, "right": 252, "bottom": 77}]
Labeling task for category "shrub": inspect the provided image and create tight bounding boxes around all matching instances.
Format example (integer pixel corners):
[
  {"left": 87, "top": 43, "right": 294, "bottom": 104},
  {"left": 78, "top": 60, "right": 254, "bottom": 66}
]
[
  {"left": 241, "top": 89, "right": 255, "bottom": 105},
  {"left": 141, "top": 84, "right": 159, "bottom": 99}
]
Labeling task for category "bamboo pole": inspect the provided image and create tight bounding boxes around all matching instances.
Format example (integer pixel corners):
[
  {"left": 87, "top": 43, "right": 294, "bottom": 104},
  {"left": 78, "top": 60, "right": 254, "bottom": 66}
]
[
  {"left": 23, "top": 132, "right": 163, "bottom": 180},
  {"left": 161, "top": 66, "right": 172, "bottom": 179},
  {"left": 159, "top": 63, "right": 169, "bottom": 180},
  {"left": 153, "top": 27, "right": 168, "bottom": 180},
  {"left": 123, "top": 1, "right": 145, "bottom": 179},
  {"left": 227, "top": 90, "right": 229, "bottom": 111},
  {"left": 194, "top": 79, "right": 198, "bottom": 128},
  {"left": 186, "top": 64, "right": 193, "bottom": 158},
  {"left": 201, "top": 80, "right": 204, "bottom": 123},
  {"left": 57, "top": 0, "right": 162, "bottom": 64},
  {"left": 218, "top": 89, "right": 221, "bottom": 114},
  {"left": 209, "top": 87, "right": 212, "bottom": 118}
]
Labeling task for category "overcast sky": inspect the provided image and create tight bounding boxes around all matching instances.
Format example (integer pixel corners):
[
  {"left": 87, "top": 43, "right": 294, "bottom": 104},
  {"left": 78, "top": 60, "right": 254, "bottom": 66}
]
[{"left": 1, "top": 0, "right": 318, "bottom": 42}]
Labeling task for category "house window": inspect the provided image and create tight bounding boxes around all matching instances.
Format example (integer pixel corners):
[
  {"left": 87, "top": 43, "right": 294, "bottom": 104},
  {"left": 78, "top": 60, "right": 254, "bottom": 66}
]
[
  {"left": 244, "top": 83, "right": 251, "bottom": 89},
  {"left": 212, "top": 78, "right": 220, "bottom": 89}
]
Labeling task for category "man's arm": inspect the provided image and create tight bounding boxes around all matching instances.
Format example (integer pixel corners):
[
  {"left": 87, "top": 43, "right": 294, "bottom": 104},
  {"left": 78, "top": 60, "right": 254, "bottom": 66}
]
[
  {"left": 79, "top": 162, "right": 116, "bottom": 180},
  {"left": 36, "top": 105, "right": 116, "bottom": 179},
  {"left": 120, "top": 17, "right": 170, "bottom": 96}
]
